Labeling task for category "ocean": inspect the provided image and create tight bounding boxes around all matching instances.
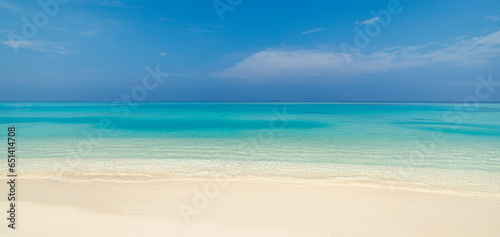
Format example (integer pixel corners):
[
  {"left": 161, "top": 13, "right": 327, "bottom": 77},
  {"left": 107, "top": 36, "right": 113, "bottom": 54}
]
[{"left": 2, "top": 102, "right": 500, "bottom": 195}]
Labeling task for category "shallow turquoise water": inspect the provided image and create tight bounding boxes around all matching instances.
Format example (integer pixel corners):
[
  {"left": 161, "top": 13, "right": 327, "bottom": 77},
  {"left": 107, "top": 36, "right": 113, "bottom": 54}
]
[{"left": 1, "top": 102, "right": 500, "bottom": 194}]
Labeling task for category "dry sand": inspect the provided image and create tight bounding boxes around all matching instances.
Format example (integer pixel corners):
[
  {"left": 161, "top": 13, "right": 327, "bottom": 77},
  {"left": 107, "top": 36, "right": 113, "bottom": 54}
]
[{"left": 1, "top": 178, "right": 499, "bottom": 237}]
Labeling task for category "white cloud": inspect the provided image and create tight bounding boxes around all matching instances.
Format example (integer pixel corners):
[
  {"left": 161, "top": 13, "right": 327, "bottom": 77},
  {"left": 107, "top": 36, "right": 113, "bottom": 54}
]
[
  {"left": 1, "top": 40, "right": 75, "bottom": 55},
  {"left": 302, "top": 27, "right": 326, "bottom": 34},
  {"left": 486, "top": 15, "right": 500, "bottom": 21},
  {"left": 160, "top": 51, "right": 167, "bottom": 56},
  {"left": 214, "top": 31, "right": 500, "bottom": 80},
  {"left": 356, "top": 17, "right": 380, "bottom": 25}
]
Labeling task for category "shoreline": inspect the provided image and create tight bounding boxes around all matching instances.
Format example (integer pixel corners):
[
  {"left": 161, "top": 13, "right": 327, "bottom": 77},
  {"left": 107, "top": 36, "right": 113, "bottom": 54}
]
[
  {"left": 14, "top": 157, "right": 500, "bottom": 197},
  {"left": 14, "top": 174, "right": 500, "bottom": 198}
]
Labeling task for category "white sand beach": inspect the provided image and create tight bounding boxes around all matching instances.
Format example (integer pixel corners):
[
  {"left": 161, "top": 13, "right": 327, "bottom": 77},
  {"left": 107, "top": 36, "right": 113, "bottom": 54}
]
[{"left": 2, "top": 178, "right": 500, "bottom": 237}]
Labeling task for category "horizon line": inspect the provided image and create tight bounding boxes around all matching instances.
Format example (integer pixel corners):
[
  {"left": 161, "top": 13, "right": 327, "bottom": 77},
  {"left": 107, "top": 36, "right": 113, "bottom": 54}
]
[{"left": 2, "top": 100, "right": 500, "bottom": 103}]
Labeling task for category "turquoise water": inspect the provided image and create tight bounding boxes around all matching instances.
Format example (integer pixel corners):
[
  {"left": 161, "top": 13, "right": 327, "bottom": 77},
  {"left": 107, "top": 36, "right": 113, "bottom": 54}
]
[{"left": 1, "top": 102, "right": 500, "bottom": 195}]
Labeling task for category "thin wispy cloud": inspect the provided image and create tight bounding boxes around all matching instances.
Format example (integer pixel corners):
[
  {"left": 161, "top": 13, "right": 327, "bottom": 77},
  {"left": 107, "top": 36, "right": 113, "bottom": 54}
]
[
  {"left": 187, "top": 23, "right": 225, "bottom": 33},
  {"left": 214, "top": 31, "right": 500, "bottom": 80},
  {"left": 158, "top": 17, "right": 175, "bottom": 22},
  {"left": 356, "top": 17, "right": 380, "bottom": 25},
  {"left": 81, "top": 29, "right": 106, "bottom": 36},
  {"left": 67, "top": 15, "right": 120, "bottom": 37},
  {"left": 302, "top": 27, "right": 326, "bottom": 34},
  {"left": 95, "top": 0, "right": 136, "bottom": 8},
  {"left": 485, "top": 15, "right": 500, "bottom": 21},
  {"left": 0, "top": 0, "right": 26, "bottom": 14},
  {"left": 1, "top": 40, "right": 76, "bottom": 55}
]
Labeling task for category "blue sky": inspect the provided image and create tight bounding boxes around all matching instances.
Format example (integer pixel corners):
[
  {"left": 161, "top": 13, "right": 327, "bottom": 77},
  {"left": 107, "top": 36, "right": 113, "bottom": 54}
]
[{"left": 1, "top": 0, "right": 500, "bottom": 101}]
